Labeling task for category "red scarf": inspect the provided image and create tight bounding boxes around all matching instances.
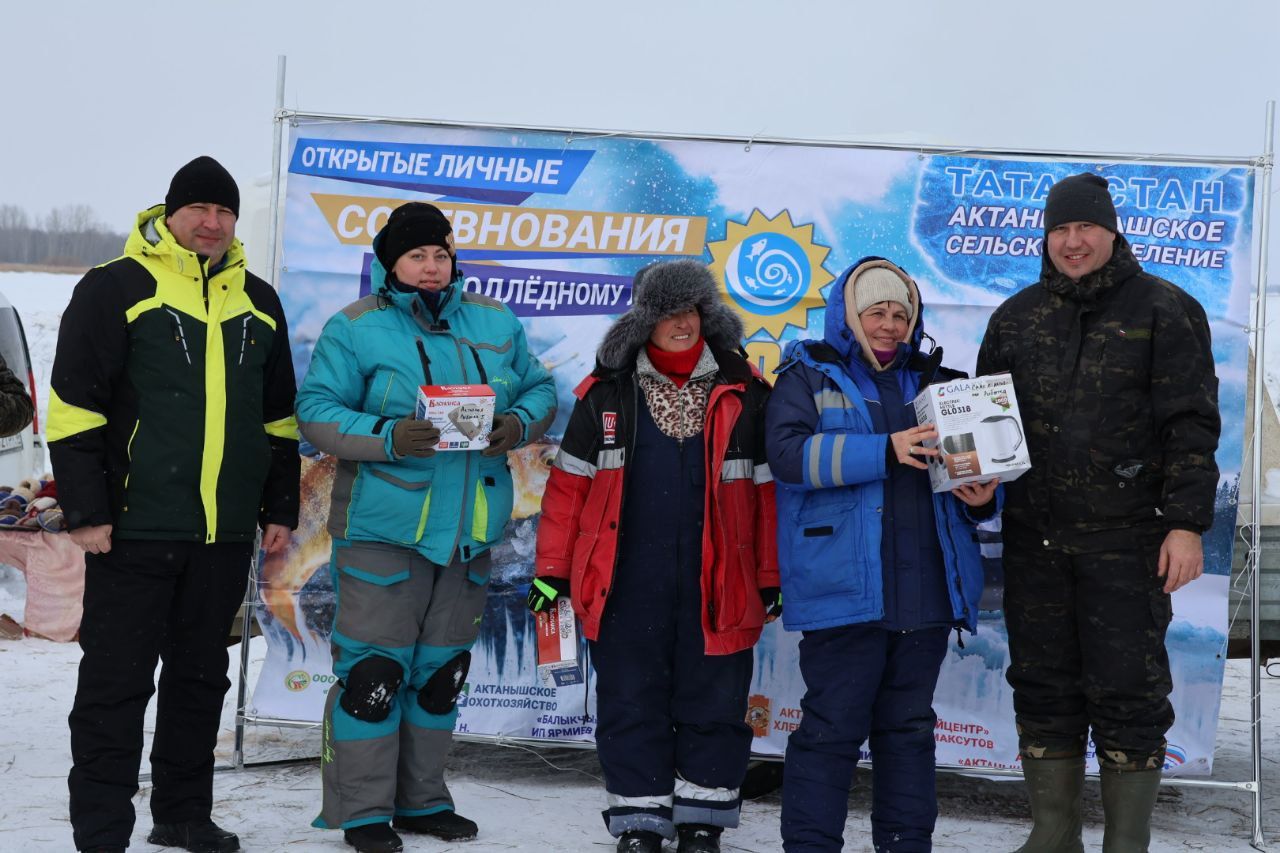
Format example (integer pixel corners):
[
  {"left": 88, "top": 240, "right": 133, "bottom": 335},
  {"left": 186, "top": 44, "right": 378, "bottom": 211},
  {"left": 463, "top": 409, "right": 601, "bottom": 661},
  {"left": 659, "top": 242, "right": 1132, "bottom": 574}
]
[{"left": 645, "top": 338, "right": 705, "bottom": 388}]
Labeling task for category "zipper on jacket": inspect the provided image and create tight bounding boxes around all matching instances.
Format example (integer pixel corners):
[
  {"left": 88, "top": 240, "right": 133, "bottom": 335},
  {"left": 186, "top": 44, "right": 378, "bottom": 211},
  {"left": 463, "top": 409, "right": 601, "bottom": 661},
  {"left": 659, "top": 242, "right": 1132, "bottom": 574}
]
[
  {"left": 466, "top": 344, "right": 490, "bottom": 385},
  {"left": 416, "top": 339, "right": 434, "bottom": 385}
]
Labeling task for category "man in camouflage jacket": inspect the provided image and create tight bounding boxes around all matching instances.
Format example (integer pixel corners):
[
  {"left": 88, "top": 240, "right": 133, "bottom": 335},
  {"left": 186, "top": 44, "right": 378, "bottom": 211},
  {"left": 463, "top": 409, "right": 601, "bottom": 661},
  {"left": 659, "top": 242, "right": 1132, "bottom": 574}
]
[
  {"left": 976, "top": 173, "right": 1220, "bottom": 852},
  {"left": 0, "top": 353, "right": 32, "bottom": 438}
]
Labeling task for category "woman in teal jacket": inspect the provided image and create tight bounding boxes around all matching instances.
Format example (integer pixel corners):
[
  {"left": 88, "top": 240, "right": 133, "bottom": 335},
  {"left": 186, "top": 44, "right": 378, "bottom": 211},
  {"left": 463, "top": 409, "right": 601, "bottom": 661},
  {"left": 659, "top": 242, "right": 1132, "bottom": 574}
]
[{"left": 296, "top": 203, "right": 556, "bottom": 853}]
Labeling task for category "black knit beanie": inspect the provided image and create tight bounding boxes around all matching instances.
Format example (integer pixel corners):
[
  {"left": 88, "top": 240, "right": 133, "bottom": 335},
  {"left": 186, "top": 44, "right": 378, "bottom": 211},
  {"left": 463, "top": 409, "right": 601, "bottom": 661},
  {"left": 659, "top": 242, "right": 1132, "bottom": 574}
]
[
  {"left": 165, "top": 156, "right": 240, "bottom": 217},
  {"left": 1044, "top": 173, "right": 1117, "bottom": 233},
  {"left": 374, "top": 203, "right": 456, "bottom": 276}
]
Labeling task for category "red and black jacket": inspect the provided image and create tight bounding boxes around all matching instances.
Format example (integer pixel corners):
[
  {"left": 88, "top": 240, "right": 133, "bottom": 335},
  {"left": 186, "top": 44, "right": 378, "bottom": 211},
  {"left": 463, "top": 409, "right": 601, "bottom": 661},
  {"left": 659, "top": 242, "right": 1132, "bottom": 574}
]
[{"left": 534, "top": 346, "right": 778, "bottom": 655}]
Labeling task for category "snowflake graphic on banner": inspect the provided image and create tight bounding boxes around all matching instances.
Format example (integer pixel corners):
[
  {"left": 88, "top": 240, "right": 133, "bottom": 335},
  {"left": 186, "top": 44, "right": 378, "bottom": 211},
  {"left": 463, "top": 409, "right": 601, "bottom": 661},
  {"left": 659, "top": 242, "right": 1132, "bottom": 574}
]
[{"left": 707, "top": 209, "right": 832, "bottom": 338}]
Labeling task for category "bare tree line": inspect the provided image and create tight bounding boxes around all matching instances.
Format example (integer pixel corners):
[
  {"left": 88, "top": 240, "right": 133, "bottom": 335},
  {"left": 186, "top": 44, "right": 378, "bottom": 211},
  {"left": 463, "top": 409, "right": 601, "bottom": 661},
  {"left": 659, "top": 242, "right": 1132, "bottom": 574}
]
[{"left": 0, "top": 205, "right": 126, "bottom": 267}]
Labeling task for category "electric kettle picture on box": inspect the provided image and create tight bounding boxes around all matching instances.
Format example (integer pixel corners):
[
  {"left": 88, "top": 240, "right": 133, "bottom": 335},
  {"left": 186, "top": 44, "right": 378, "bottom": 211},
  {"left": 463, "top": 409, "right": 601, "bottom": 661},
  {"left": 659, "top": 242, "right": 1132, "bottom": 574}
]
[{"left": 981, "top": 414, "right": 1024, "bottom": 463}]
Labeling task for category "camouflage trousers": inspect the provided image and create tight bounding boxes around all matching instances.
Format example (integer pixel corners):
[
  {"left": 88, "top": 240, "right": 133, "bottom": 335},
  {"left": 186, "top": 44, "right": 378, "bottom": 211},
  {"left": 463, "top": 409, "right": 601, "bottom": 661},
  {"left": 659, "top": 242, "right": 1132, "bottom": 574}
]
[{"left": 1003, "top": 541, "right": 1173, "bottom": 771}]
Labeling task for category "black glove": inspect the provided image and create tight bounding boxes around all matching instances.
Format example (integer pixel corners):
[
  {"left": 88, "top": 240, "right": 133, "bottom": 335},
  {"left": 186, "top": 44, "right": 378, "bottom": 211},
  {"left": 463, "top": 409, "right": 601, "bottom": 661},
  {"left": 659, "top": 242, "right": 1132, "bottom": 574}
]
[
  {"left": 482, "top": 412, "right": 523, "bottom": 457},
  {"left": 527, "top": 576, "right": 571, "bottom": 613},
  {"left": 392, "top": 417, "right": 440, "bottom": 458},
  {"left": 760, "top": 587, "right": 783, "bottom": 622}
]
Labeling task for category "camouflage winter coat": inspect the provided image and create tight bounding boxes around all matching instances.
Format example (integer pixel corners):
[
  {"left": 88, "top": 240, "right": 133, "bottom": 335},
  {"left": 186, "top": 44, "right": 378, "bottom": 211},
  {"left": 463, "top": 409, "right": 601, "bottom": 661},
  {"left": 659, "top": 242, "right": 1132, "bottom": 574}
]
[
  {"left": 0, "top": 353, "right": 33, "bottom": 438},
  {"left": 975, "top": 237, "right": 1220, "bottom": 551}
]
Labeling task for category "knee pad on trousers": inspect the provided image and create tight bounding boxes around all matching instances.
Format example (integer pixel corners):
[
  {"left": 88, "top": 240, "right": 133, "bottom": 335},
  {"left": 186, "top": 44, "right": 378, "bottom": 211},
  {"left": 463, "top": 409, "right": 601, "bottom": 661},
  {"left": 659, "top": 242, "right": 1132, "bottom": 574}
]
[
  {"left": 418, "top": 651, "right": 471, "bottom": 715},
  {"left": 339, "top": 655, "right": 403, "bottom": 722}
]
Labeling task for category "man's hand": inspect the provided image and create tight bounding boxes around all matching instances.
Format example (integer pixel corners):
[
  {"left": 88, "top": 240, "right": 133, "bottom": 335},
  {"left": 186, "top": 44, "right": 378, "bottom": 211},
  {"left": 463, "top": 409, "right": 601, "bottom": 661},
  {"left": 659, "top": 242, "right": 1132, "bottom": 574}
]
[
  {"left": 953, "top": 478, "right": 999, "bottom": 508},
  {"left": 392, "top": 417, "right": 441, "bottom": 458},
  {"left": 1158, "top": 529, "right": 1204, "bottom": 593},
  {"left": 483, "top": 413, "right": 523, "bottom": 457},
  {"left": 262, "top": 523, "right": 291, "bottom": 555},
  {"left": 70, "top": 524, "right": 112, "bottom": 555}
]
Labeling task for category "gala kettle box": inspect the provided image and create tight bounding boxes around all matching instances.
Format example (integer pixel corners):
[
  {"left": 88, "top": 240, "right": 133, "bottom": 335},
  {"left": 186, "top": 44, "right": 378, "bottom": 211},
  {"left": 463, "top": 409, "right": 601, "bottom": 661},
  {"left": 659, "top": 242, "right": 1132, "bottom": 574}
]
[{"left": 912, "top": 373, "right": 1031, "bottom": 493}]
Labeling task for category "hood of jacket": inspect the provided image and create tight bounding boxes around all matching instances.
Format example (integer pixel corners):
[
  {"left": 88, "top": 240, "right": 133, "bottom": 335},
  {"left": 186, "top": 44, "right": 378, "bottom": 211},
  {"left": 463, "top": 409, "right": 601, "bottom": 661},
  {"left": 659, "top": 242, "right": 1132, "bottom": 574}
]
[
  {"left": 124, "top": 204, "right": 247, "bottom": 278},
  {"left": 824, "top": 256, "right": 925, "bottom": 368}
]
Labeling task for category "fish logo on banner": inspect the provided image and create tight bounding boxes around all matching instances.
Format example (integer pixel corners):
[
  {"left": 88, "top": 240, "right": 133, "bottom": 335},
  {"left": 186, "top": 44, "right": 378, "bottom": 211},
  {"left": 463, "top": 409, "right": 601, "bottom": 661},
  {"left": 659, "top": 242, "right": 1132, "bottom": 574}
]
[{"left": 708, "top": 209, "right": 833, "bottom": 339}]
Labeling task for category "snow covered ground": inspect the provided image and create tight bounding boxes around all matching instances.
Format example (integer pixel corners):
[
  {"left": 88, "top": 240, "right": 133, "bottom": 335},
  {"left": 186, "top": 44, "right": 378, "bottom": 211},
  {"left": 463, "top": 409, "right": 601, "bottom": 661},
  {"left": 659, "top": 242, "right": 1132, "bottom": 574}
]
[
  {"left": 0, "top": 629, "right": 1275, "bottom": 852},
  {"left": 0, "top": 270, "right": 1276, "bottom": 851}
]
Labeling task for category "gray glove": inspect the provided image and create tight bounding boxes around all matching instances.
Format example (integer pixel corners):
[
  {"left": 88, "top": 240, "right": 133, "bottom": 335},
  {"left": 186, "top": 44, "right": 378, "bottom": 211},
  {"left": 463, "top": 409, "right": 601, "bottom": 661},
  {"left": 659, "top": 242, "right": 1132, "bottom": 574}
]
[
  {"left": 482, "top": 413, "right": 523, "bottom": 457},
  {"left": 392, "top": 418, "right": 440, "bottom": 458}
]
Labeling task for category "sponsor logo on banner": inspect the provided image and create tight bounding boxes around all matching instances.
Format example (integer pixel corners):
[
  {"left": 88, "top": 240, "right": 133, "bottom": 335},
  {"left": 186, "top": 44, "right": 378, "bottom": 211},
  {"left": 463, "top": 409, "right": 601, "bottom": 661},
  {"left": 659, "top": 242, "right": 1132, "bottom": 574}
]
[
  {"left": 602, "top": 412, "right": 617, "bottom": 445},
  {"left": 707, "top": 209, "right": 833, "bottom": 376},
  {"left": 746, "top": 694, "right": 771, "bottom": 738},
  {"left": 285, "top": 670, "right": 311, "bottom": 692},
  {"left": 1164, "top": 743, "right": 1187, "bottom": 770}
]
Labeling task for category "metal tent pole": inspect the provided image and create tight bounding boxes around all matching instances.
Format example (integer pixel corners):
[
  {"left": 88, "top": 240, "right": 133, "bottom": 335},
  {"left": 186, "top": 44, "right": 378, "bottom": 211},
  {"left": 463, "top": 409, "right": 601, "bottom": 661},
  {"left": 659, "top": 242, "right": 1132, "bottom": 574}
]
[
  {"left": 232, "top": 56, "right": 288, "bottom": 773},
  {"left": 231, "top": 538, "right": 260, "bottom": 772},
  {"left": 266, "top": 55, "right": 287, "bottom": 291},
  {"left": 1247, "top": 99, "right": 1274, "bottom": 850}
]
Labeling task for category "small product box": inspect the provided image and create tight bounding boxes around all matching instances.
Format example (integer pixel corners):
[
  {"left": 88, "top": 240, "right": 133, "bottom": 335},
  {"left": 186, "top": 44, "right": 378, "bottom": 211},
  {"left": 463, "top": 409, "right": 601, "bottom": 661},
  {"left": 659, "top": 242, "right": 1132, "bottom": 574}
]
[
  {"left": 912, "top": 372, "right": 1032, "bottom": 493},
  {"left": 415, "top": 384, "right": 496, "bottom": 452},
  {"left": 535, "top": 597, "right": 584, "bottom": 687}
]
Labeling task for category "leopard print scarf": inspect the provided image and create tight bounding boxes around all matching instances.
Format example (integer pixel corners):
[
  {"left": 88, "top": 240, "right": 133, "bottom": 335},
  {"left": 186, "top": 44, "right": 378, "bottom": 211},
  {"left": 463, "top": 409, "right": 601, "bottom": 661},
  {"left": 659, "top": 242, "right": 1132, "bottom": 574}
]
[{"left": 635, "top": 346, "right": 718, "bottom": 440}]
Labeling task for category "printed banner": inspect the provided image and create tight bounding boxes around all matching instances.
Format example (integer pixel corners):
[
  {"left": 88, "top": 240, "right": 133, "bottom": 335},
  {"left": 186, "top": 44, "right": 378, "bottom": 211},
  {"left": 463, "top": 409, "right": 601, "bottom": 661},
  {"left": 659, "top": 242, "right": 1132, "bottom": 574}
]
[{"left": 254, "top": 120, "right": 1254, "bottom": 776}]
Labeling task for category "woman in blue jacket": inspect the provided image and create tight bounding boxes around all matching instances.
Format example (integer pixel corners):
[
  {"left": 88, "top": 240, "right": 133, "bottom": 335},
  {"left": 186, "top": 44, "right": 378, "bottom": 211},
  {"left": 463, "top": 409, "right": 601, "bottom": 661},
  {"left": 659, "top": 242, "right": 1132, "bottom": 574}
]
[
  {"left": 765, "top": 258, "right": 997, "bottom": 852},
  {"left": 296, "top": 203, "right": 556, "bottom": 853}
]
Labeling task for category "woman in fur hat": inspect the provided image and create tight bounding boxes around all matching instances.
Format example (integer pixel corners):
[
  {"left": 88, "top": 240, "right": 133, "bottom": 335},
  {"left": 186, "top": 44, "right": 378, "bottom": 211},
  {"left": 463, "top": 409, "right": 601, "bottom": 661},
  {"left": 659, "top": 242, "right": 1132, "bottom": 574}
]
[
  {"left": 529, "top": 259, "right": 780, "bottom": 853},
  {"left": 766, "top": 258, "right": 998, "bottom": 851}
]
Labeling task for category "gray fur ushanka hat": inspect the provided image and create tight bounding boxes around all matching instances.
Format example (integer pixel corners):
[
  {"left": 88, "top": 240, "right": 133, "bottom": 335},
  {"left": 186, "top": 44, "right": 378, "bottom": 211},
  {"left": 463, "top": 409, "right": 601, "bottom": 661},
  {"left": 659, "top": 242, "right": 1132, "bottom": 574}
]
[{"left": 597, "top": 259, "right": 745, "bottom": 370}]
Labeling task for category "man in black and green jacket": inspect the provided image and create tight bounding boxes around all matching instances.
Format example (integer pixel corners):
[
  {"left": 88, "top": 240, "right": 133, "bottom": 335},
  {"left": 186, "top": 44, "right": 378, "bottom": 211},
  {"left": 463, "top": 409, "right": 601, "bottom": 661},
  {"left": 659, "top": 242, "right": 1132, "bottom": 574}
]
[{"left": 50, "top": 156, "right": 300, "bottom": 853}]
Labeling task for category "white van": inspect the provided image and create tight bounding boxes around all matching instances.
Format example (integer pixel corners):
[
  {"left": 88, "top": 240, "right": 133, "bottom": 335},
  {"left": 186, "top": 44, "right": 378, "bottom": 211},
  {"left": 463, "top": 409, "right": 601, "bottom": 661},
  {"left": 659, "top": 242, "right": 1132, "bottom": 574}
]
[{"left": 0, "top": 292, "right": 42, "bottom": 486}]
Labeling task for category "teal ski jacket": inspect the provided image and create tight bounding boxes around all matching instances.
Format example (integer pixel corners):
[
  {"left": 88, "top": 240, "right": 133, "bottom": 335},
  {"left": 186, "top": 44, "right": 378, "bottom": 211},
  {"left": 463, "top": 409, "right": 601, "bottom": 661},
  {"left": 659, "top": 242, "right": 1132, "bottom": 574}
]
[{"left": 296, "top": 257, "right": 556, "bottom": 566}]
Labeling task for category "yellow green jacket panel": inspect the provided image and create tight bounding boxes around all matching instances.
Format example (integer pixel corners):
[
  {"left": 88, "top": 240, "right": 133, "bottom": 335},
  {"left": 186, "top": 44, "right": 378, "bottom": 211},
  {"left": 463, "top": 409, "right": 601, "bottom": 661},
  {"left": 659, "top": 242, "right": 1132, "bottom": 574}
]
[{"left": 48, "top": 206, "right": 301, "bottom": 542}]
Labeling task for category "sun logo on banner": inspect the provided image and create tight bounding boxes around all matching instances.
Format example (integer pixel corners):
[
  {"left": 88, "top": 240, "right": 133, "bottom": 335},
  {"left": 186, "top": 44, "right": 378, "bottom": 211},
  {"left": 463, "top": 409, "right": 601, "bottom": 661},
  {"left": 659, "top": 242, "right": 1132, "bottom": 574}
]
[{"left": 707, "top": 209, "right": 833, "bottom": 339}]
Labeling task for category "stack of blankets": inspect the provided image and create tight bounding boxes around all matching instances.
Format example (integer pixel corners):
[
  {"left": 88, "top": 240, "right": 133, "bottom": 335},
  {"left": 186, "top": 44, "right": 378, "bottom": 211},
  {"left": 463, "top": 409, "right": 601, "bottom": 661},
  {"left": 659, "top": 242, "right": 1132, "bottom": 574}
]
[{"left": 0, "top": 476, "right": 65, "bottom": 532}]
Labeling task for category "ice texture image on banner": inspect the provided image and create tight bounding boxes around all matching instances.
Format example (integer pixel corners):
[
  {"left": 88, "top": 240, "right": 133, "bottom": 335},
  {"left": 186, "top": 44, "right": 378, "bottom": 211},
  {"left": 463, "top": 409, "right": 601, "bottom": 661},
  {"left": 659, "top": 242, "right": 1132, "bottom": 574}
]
[{"left": 259, "top": 120, "right": 1250, "bottom": 774}]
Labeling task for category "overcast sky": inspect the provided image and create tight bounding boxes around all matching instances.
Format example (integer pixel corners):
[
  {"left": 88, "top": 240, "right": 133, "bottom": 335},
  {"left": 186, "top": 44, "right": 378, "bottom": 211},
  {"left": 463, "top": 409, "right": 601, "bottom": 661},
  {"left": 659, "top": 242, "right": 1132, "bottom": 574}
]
[{"left": 3, "top": 0, "right": 1278, "bottom": 275}]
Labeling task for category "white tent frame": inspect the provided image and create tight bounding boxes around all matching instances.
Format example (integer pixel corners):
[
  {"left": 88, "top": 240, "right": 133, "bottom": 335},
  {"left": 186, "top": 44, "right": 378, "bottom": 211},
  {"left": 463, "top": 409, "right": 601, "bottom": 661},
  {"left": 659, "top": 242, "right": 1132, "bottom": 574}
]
[{"left": 232, "top": 59, "right": 1275, "bottom": 848}]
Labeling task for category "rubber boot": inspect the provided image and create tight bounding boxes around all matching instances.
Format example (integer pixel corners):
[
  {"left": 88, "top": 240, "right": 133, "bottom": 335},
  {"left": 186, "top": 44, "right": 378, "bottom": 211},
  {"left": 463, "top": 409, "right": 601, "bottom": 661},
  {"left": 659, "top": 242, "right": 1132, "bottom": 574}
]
[
  {"left": 1013, "top": 756, "right": 1085, "bottom": 853},
  {"left": 1100, "top": 768, "right": 1161, "bottom": 853}
]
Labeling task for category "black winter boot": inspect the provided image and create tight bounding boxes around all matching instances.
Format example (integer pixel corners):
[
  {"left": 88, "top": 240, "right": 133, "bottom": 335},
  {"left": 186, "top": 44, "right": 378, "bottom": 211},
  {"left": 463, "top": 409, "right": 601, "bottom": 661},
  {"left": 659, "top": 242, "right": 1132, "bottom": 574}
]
[
  {"left": 147, "top": 819, "right": 240, "bottom": 853},
  {"left": 1100, "top": 768, "right": 1161, "bottom": 853},
  {"left": 617, "top": 829, "right": 665, "bottom": 852},
  {"left": 393, "top": 809, "right": 478, "bottom": 840},
  {"left": 1013, "top": 756, "right": 1085, "bottom": 853},
  {"left": 677, "top": 822, "right": 722, "bottom": 852},
  {"left": 342, "top": 822, "right": 403, "bottom": 853}
]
